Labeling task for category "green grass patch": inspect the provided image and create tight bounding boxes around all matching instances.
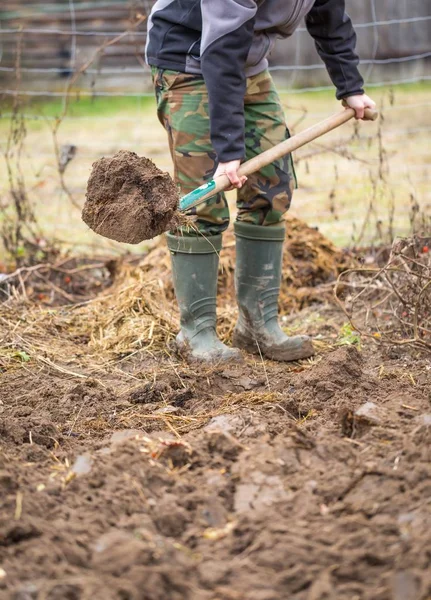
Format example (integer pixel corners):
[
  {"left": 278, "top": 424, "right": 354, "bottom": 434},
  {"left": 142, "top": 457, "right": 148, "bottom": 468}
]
[
  {"left": 1, "top": 94, "right": 156, "bottom": 119},
  {"left": 1, "top": 79, "right": 429, "bottom": 124}
]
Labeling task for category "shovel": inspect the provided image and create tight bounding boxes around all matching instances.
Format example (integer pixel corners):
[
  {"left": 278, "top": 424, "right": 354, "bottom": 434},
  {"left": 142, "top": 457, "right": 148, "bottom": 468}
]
[
  {"left": 179, "top": 106, "right": 378, "bottom": 212},
  {"left": 83, "top": 106, "right": 378, "bottom": 244}
]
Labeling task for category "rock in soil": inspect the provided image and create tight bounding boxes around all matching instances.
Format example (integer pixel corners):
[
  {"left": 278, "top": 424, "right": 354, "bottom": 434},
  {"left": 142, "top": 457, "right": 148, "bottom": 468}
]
[{"left": 82, "top": 150, "right": 179, "bottom": 243}]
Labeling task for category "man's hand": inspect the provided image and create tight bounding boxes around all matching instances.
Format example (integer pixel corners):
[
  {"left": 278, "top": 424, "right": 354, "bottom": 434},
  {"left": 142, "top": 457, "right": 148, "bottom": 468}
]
[
  {"left": 343, "top": 94, "right": 376, "bottom": 120},
  {"left": 214, "top": 160, "right": 247, "bottom": 189}
]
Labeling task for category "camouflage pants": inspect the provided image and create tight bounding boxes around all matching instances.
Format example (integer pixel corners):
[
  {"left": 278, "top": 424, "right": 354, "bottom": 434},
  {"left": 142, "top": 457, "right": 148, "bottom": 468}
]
[{"left": 152, "top": 67, "right": 296, "bottom": 235}]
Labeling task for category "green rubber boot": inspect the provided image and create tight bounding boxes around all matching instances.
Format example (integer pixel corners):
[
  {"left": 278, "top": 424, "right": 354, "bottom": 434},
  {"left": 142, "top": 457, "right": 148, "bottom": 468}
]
[
  {"left": 166, "top": 233, "right": 242, "bottom": 363},
  {"left": 233, "top": 221, "right": 315, "bottom": 362}
]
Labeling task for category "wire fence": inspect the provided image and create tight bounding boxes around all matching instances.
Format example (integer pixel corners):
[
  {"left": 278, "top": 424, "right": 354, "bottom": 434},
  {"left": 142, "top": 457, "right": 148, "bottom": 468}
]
[
  {"left": 0, "top": 0, "right": 430, "bottom": 251},
  {"left": 1, "top": 1, "right": 430, "bottom": 92}
]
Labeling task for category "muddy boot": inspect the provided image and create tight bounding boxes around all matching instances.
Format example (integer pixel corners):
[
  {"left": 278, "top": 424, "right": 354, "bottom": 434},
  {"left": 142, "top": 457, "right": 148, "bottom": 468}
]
[
  {"left": 232, "top": 221, "right": 314, "bottom": 361},
  {"left": 167, "top": 232, "right": 242, "bottom": 363}
]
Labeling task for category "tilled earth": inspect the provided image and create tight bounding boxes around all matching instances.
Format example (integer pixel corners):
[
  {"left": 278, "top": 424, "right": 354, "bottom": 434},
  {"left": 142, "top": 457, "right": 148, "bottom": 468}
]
[{"left": 1, "top": 332, "right": 430, "bottom": 600}]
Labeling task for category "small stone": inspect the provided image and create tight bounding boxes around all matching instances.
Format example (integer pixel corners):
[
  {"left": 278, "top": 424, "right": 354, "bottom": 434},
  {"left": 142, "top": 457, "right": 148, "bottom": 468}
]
[
  {"left": 236, "top": 376, "right": 260, "bottom": 390},
  {"left": 354, "top": 401, "right": 384, "bottom": 425},
  {"left": 234, "top": 472, "right": 292, "bottom": 513},
  {"left": 70, "top": 453, "right": 93, "bottom": 476},
  {"left": 415, "top": 413, "right": 431, "bottom": 426},
  {"left": 109, "top": 429, "right": 141, "bottom": 445},
  {"left": 205, "top": 414, "right": 241, "bottom": 434},
  {"left": 391, "top": 570, "right": 420, "bottom": 600}
]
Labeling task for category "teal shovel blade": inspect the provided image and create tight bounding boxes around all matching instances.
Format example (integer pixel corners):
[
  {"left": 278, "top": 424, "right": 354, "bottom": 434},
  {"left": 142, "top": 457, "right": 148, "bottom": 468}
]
[{"left": 179, "top": 180, "right": 216, "bottom": 212}]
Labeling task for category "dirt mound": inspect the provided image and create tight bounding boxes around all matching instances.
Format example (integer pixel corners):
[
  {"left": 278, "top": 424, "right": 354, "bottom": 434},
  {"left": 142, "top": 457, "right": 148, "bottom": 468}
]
[
  {"left": 218, "top": 216, "right": 353, "bottom": 307},
  {"left": 291, "top": 345, "right": 364, "bottom": 403},
  {"left": 133, "top": 214, "right": 352, "bottom": 303},
  {"left": 63, "top": 216, "right": 353, "bottom": 357},
  {"left": 0, "top": 216, "right": 354, "bottom": 370},
  {"left": 82, "top": 151, "right": 179, "bottom": 243}
]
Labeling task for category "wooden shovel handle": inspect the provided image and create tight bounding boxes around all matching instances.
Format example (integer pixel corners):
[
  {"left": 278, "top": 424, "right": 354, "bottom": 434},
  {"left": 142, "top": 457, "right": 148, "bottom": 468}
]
[
  {"left": 219, "top": 107, "right": 377, "bottom": 192},
  {"left": 239, "top": 107, "right": 377, "bottom": 177},
  {"left": 179, "top": 107, "right": 378, "bottom": 211}
]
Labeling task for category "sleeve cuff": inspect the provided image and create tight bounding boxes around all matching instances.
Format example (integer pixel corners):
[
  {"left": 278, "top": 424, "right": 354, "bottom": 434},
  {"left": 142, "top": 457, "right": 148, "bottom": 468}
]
[
  {"left": 216, "top": 149, "right": 245, "bottom": 163},
  {"left": 336, "top": 87, "right": 364, "bottom": 100}
]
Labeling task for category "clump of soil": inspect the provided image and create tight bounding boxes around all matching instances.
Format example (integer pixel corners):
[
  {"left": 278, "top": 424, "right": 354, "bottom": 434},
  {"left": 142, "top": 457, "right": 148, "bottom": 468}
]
[{"left": 82, "top": 151, "right": 180, "bottom": 243}]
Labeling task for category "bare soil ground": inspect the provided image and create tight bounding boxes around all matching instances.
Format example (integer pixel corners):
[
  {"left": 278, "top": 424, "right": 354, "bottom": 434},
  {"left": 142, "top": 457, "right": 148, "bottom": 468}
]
[
  {"left": 1, "top": 334, "right": 430, "bottom": 600},
  {"left": 1, "top": 221, "right": 430, "bottom": 600}
]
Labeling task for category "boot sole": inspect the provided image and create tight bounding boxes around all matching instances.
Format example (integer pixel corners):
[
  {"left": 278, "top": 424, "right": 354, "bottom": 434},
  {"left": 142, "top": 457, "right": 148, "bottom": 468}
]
[
  {"left": 232, "top": 330, "right": 315, "bottom": 362},
  {"left": 175, "top": 339, "right": 243, "bottom": 365}
]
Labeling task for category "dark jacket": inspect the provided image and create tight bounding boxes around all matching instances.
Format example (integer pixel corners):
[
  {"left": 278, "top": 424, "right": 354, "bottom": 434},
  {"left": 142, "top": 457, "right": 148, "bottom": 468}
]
[{"left": 146, "top": 0, "right": 364, "bottom": 162}]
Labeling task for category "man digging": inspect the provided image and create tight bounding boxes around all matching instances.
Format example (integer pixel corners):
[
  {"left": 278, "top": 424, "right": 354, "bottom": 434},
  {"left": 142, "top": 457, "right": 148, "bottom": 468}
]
[{"left": 146, "top": 0, "right": 376, "bottom": 363}]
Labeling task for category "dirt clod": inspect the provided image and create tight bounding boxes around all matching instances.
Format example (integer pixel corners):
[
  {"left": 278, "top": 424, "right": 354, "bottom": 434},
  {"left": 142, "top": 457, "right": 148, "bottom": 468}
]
[{"left": 82, "top": 150, "right": 179, "bottom": 243}]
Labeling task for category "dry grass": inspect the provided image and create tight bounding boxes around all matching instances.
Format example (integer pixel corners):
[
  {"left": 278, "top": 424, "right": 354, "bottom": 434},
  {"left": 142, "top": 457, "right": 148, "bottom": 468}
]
[
  {"left": 334, "top": 235, "right": 431, "bottom": 350},
  {"left": 2, "top": 225, "right": 428, "bottom": 441},
  {"left": 0, "top": 215, "right": 349, "bottom": 380}
]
